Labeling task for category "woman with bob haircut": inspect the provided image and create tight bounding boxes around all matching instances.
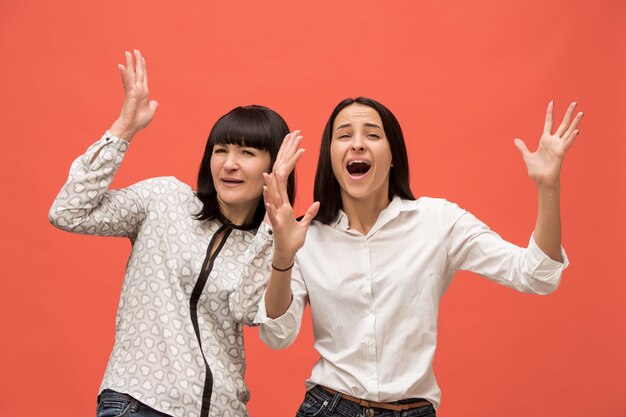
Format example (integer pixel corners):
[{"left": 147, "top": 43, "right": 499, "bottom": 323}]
[
  {"left": 241, "top": 96, "right": 582, "bottom": 416},
  {"left": 49, "top": 50, "right": 303, "bottom": 417}
]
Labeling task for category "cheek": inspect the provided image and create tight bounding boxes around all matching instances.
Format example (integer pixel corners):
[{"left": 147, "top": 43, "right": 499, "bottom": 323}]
[
  {"left": 330, "top": 145, "right": 343, "bottom": 174},
  {"left": 250, "top": 160, "right": 271, "bottom": 185},
  {"left": 209, "top": 157, "right": 220, "bottom": 178},
  {"left": 379, "top": 143, "right": 393, "bottom": 166},
  {"left": 258, "top": 153, "right": 271, "bottom": 175}
]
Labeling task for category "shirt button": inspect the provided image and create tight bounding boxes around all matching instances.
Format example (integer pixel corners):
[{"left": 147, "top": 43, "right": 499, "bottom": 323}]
[
  {"left": 267, "top": 229, "right": 273, "bottom": 235},
  {"left": 364, "top": 408, "right": 375, "bottom": 417}
]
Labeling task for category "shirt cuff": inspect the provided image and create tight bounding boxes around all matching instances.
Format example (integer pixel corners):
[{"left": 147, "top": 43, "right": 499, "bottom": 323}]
[
  {"left": 254, "top": 292, "right": 299, "bottom": 340},
  {"left": 256, "top": 221, "right": 273, "bottom": 239},
  {"left": 79, "top": 132, "right": 130, "bottom": 171},
  {"left": 528, "top": 234, "right": 569, "bottom": 273},
  {"left": 103, "top": 131, "right": 131, "bottom": 152}
]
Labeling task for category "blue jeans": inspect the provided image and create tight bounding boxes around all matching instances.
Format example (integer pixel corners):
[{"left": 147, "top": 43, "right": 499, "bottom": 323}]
[
  {"left": 295, "top": 386, "right": 436, "bottom": 417},
  {"left": 96, "top": 389, "right": 172, "bottom": 417}
]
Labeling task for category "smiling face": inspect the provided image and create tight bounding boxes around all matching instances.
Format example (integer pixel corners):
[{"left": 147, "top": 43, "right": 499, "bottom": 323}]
[
  {"left": 210, "top": 143, "right": 271, "bottom": 224},
  {"left": 330, "top": 103, "right": 393, "bottom": 208}
]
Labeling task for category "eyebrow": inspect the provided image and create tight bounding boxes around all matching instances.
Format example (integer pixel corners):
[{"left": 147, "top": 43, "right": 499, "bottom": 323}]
[{"left": 335, "top": 122, "right": 383, "bottom": 130}]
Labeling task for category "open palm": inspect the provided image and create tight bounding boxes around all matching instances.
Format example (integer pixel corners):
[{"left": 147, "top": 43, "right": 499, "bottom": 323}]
[
  {"left": 514, "top": 101, "right": 583, "bottom": 189},
  {"left": 263, "top": 171, "right": 319, "bottom": 259},
  {"left": 109, "top": 50, "right": 159, "bottom": 141}
]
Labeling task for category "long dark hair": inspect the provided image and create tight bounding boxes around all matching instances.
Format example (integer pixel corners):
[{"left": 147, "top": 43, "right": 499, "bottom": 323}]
[
  {"left": 196, "top": 105, "right": 295, "bottom": 227},
  {"left": 313, "top": 97, "right": 414, "bottom": 224}
]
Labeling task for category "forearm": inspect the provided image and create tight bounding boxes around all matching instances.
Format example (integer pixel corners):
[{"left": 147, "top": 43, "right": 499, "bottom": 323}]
[
  {"left": 264, "top": 253, "right": 295, "bottom": 319},
  {"left": 533, "top": 185, "right": 563, "bottom": 262},
  {"left": 515, "top": 101, "right": 582, "bottom": 263}
]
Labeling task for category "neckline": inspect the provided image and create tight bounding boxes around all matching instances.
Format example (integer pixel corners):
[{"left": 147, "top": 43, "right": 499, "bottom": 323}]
[{"left": 216, "top": 211, "right": 257, "bottom": 231}]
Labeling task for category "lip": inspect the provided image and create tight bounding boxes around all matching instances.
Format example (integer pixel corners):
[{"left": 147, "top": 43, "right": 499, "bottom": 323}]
[
  {"left": 220, "top": 177, "right": 245, "bottom": 188},
  {"left": 345, "top": 157, "right": 372, "bottom": 180}
]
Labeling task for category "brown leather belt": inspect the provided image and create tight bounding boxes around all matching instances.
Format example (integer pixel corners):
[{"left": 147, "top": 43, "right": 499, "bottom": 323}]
[{"left": 320, "top": 386, "right": 432, "bottom": 412}]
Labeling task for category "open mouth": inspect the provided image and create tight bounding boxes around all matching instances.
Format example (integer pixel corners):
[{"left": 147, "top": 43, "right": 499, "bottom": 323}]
[
  {"left": 346, "top": 160, "right": 371, "bottom": 176},
  {"left": 221, "top": 178, "right": 244, "bottom": 185}
]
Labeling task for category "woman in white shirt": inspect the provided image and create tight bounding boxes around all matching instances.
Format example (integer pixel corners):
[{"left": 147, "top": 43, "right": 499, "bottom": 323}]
[
  {"left": 49, "top": 50, "right": 303, "bottom": 417},
  {"left": 249, "top": 97, "right": 582, "bottom": 416}
]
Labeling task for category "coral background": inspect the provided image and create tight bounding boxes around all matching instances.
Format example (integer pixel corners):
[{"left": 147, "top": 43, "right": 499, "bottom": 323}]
[{"left": 1, "top": 1, "right": 624, "bottom": 416}]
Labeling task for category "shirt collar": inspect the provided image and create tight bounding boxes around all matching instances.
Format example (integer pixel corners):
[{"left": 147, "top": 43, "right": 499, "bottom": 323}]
[{"left": 332, "top": 196, "right": 419, "bottom": 236}]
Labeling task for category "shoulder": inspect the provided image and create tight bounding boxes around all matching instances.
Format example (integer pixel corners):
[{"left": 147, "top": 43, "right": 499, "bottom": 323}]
[
  {"left": 397, "top": 197, "right": 468, "bottom": 227},
  {"left": 396, "top": 196, "right": 454, "bottom": 214},
  {"left": 415, "top": 196, "right": 465, "bottom": 212}
]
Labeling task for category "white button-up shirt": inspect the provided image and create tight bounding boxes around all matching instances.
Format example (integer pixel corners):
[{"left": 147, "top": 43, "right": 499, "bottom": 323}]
[{"left": 248, "top": 196, "right": 568, "bottom": 409}]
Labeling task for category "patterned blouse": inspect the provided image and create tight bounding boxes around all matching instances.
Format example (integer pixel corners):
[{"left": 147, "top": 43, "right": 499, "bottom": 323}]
[{"left": 49, "top": 133, "right": 273, "bottom": 417}]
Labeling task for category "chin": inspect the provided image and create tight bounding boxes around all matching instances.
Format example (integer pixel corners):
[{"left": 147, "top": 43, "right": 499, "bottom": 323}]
[{"left": 340, "top": 187, "right": 371, "bottom": 201}]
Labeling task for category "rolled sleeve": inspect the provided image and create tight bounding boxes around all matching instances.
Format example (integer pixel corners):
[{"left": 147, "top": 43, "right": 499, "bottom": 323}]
[
  {"left": 255, "top": 291, "right": 302, "bottom": 349},
  {"left": 524, "top": 234, "right": 568, "bottom": 294}
]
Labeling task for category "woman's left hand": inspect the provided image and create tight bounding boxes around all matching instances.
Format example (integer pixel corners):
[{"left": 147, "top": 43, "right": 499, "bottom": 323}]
[{"left": 514, "top": 101, "right": 583, "bottom": 189}]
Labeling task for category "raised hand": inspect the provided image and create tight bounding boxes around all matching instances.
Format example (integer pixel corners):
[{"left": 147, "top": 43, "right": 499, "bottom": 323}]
[
  {"left": 514, "top": 101, "right": 583, "bottom": 189},
  {"left": 272, "top": 130, "right": 305, "bottom": 181},
  {"left": 109, "top": 50, "right": 159, "bottom": 142},
  {"left": 263, "top": 171, "right": 319, "bottom": 267}
]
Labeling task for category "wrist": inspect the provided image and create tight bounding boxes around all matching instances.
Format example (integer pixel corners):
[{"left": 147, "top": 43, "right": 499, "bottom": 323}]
[
  {"left": 536, "top": 182, "right": 561, "bottom": 194},
  {"left": 272, "top": 254, "right": 295, "bottom": 271},
  {"left": 271, "top": 262, "right": 294, "bottom": 272},
  {"left": 109, "top": 119, "right": 137, "bottom": 142}
]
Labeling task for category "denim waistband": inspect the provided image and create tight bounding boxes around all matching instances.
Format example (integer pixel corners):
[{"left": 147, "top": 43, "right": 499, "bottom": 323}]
[
  {"left": 309, "top": 385, "right": 429, "bottom": 406},
  {"left": 98, "top": 389, "right": 138, "bottom": 403},
  {"left": 306, "top": 385, "right": 434, "bottom": 416},
  {"left": 97, "top": 389, "right": 173, "bottom": 417}
]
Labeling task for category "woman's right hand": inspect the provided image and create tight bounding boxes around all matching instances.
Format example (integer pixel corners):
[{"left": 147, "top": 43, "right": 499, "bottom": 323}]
[
  {"left": 263, "top": 171, "right": 319, "bottom": 268},
  {"left": 109, "top": 50, "right": 159, "bottom": 142},
  {"left": 272, "top": 130, "right": 304, "bottom": 183}
]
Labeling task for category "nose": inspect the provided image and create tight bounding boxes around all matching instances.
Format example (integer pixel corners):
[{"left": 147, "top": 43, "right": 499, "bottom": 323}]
[
  {"left": 351, "top": 134, "right": 366, "bottom": 152},
  {"left": 223, "top": 153, "right": 239, "bottom": 171}
]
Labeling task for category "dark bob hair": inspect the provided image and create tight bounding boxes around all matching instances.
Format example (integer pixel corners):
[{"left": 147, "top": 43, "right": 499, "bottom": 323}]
[
  {"left": 196, "top": 105, "right": 296, "bottom": 227},
  {"left": 313, "top": 97, "right": 415, "bottom": 224}
]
